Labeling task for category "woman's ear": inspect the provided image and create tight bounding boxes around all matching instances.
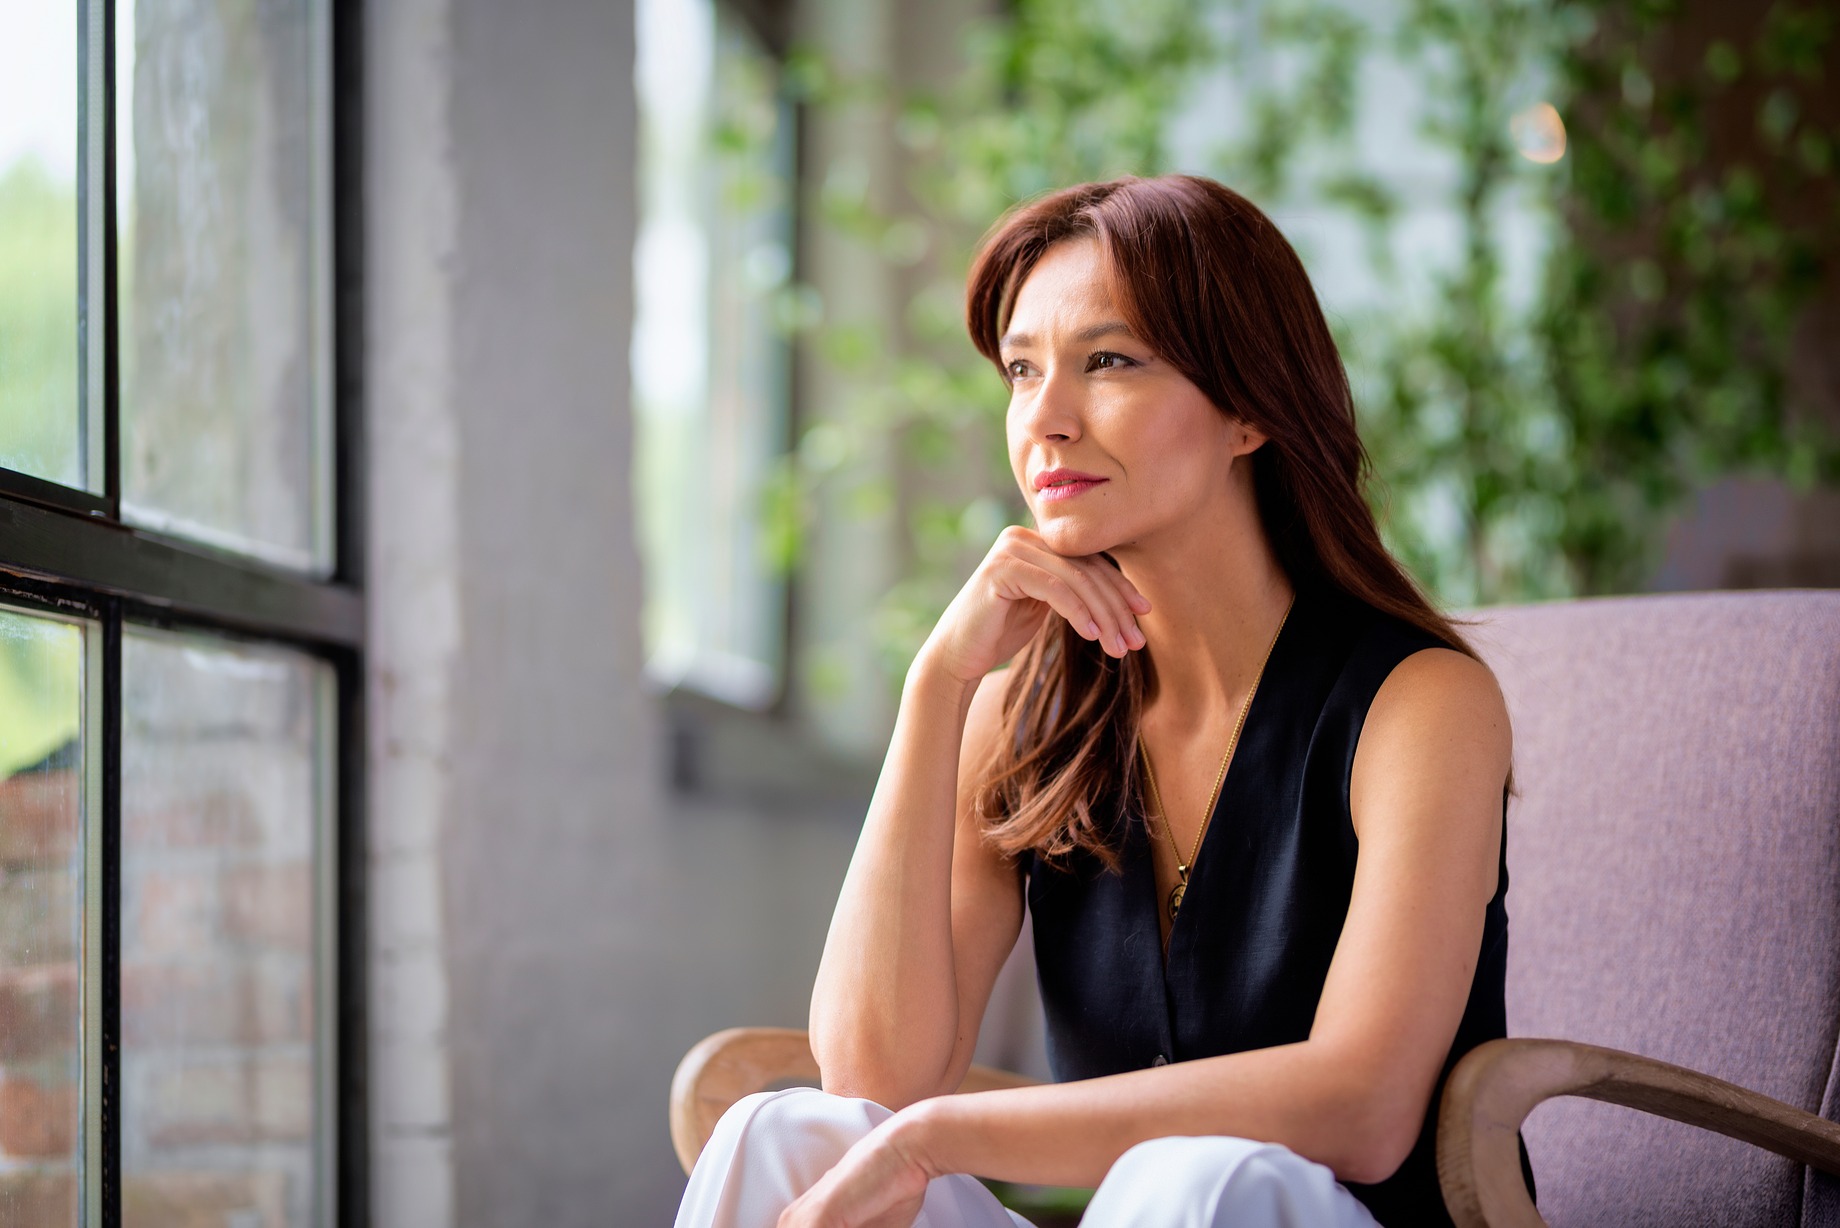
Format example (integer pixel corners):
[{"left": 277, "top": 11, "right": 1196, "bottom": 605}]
[{"left": 1230, "top": 419, "right": 1269, "bottom": 457}]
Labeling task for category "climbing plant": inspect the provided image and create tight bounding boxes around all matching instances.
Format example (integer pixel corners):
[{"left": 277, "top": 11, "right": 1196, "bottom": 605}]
[{"left": 1536, "top": 0, "right": 1839, "bottom": 592}]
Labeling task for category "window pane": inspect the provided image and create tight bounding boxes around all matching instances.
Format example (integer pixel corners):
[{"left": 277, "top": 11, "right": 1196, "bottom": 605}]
[
  {"left": 122, "top": 630, "right": 331, "bottom": 1228},
  {"left": 118, "top": 0, "right": 331, "bottom": 572},
  {"left": 0, "top": 607, "right": 85, "bottom": 1227},
  {"left": 0, "top": 6, "right": 81, "bottom": 487},
  {"left": 635, "top": 0, "right": 794, "bottom": 706}
]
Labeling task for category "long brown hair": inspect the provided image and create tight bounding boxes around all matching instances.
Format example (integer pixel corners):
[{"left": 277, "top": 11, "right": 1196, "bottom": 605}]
[{"left": 965, "top": 174, "right": 1475, "bottom": 869}]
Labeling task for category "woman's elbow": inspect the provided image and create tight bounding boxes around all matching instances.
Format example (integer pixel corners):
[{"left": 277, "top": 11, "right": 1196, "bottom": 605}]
[
  {"left": 1329, "top": 1087, "right": 1428, "bottom": 1187},
  {"left": 817, "top": 1067, "right": 927, "bottom": 1111},
  {"left": 808, "top": 1031, "right": 949, "bottom": 1110}
]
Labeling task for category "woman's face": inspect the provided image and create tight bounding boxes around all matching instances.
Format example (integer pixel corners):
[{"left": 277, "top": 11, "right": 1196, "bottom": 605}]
[{"left": 999, "top": 238, "right": 1261, "bottom": 559}]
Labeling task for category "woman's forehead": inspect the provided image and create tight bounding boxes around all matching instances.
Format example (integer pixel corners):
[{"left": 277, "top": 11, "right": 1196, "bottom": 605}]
[{"left": 1003, "top": 239, "right": 1120, "bottom": 342}]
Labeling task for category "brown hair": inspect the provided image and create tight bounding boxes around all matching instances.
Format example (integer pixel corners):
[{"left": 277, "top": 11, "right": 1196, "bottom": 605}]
[{"left": 964, "top": 174, "right": 1475, "bottom": 869}]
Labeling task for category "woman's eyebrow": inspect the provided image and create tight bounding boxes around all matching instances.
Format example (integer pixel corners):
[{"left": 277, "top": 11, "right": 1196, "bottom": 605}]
[{"left": 998, "top": 321, "right": 1138, "bottom": 350}]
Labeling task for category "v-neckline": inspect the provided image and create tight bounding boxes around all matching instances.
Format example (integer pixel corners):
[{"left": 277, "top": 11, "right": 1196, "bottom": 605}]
[{"left": 1148, "top": 590, "right": 1306, "bottom": 972}]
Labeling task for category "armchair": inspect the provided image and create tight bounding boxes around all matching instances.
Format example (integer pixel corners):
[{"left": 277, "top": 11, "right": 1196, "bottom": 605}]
[{"left": 672, "top": 591, "right": 1840, "bottom": 1225}]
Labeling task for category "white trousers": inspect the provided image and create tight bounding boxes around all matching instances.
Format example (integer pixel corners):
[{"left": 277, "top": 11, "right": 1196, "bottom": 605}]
[{"left": 674, "top": 1087, "right": 1382, "bottom": 1228}]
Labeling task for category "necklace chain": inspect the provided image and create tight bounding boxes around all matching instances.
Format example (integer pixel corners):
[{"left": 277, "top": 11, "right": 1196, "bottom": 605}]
[{"left": 1139, "top": 596, "right": 1294, "bottom": 924}]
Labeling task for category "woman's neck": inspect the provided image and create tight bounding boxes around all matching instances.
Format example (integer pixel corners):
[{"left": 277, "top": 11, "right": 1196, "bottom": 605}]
[{"left": 1110, "top": 501, "right": 1294, "bottom": 727}]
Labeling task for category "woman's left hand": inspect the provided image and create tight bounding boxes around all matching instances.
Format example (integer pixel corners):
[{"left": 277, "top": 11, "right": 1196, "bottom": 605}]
[{"left": 776, "top": 1111, "right": 939, "bottom": 1228}]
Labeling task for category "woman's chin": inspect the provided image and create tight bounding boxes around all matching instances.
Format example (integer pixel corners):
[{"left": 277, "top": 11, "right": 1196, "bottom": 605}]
[{"left": 1036, "top": 517, "right": 1124, "bottom": 560}]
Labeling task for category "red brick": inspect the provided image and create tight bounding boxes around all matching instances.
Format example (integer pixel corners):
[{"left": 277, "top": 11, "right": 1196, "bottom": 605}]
[
  {"left": 0, "top": 964, "right": 78, "bottom": 1063},
  {"left": 121, "top": 1170, "right": 285, "bottom": 1228},
  {"left": 252, "top": 1054, "right": 312, "bottom": 1142},
  {"left": 121, "top": 959, "right": 310, "bottom": 1048},
  {"left": 142, "top": 1060, "right": 248, "bottom": 1148},
  {"left": 142, "top": 1055, "right": 313, "bottom": 1149},
  {"left": 132, "top": 868, "right": 220, "bottom": 958},
  {"left": 122, "top": 788, "right": 260, "bottom": 850},
  {"left": 123, "top": 963, "right": 241, "bottom": 1048},
  {"left": 0, "top": 1074, "right": 77, "bottom": 1158},
  {"left": 0, "top": 771, "right": 80, "bottom": 865},
  {"left": 222, "top": 863, "right": 311, "bottom": 950},
  {"left": 254, "top": 959, "right": 313, "bottom": 1047},
  {"left": 0, "top": 1170, "right": 76, "bottom": 1225},
  {"left": 0, "top": 868, "right": 80, "bottom": 964}
]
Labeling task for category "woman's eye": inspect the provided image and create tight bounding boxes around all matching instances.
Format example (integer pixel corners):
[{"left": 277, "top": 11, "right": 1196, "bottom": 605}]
[
  {"left": 1088, "top": 351, "right": 1133, "bottom": 371},
  {"left": 1005, "top": 360, "right": 1031, "bottom": 380}
]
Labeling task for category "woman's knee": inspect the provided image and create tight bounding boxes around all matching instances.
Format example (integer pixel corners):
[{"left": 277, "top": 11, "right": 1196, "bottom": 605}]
[
  {"left": 710, "top": 1087, "right": 890, "bottom": 1168},
  {"left": 680, "top": 1090, "right": 895, "bottom": 1227},
  {"left": 1090, "top": 1135, "right": 1372, "bottom": 1228}
]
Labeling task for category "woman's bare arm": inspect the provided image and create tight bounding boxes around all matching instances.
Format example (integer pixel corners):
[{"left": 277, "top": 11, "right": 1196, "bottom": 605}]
[
  {"left": 807, "top": 526, "right": 1151, "bottom": 1110},
  {"left": 806, "top": 660, "right": 1025, "bottom": 1108}
]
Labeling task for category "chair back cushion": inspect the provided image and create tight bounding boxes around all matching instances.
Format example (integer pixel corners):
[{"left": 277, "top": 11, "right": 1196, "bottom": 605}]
[{"left": 1470, "top": 591, "right": 1840, "bottom": 1227}]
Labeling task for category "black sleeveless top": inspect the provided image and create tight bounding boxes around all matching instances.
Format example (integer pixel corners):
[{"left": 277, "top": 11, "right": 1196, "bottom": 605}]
[{"left": 1023, "top": 586, "right": 1529, "bottom": 1227}]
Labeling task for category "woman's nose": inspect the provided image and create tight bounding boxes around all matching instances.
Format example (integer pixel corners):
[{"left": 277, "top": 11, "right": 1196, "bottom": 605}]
[{"left": 1018, "top": 367, "right": 1083, "bottom": 443}]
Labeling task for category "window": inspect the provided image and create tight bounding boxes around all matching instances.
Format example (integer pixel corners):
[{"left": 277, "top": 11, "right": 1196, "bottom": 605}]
[
  {"left": 0, "top": 4, "right": 358, "bottom": 1225},
  {"left": 634, "top": 0, "right": 797, "bottom": 709}
]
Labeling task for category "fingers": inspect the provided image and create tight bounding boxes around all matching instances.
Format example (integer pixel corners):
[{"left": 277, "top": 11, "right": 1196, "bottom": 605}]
[
  {"left": 1002, "top": 559, "right": 1104, "bottom": 644},
  {"left": 1063, "top": 557, "right": 1143, "bottom": 656},
  {"left": 997, "top": 528, "right": 1151, "bottom": 614},
  {"left": 1107, "top": 564, "right": 1154, "bottom": 616},
  {"left": 1002, "top": 551, "right": 1146, "bottom": 659}
]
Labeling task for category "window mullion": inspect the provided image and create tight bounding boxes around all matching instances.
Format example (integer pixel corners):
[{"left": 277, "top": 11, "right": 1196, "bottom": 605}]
[
  {"left": 81, "top": 599, "right": 120, "bottom": 1228},
  {"left": 79, "top": 0, "right": 118, "bottom": 516}
]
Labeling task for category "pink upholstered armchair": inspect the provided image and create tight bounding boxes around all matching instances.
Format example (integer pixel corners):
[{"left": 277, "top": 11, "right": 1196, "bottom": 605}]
[{"left": 672, "top": 591, "right": 1840, "bottom": 1225}]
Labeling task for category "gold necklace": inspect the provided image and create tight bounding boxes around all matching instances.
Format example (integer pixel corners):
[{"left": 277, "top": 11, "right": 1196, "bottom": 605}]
[{"left": 1139, "top": 596, "right": 1294, "bottom": 924}]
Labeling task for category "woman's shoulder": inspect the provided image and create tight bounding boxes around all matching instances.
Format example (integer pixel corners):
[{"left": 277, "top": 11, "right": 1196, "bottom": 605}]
[
  {"left": 1307, "top": 589, "right": 1500, "bottom": 732},
  {"left": 1340, "top": 600, "right": 1510, "bottom": 772}
]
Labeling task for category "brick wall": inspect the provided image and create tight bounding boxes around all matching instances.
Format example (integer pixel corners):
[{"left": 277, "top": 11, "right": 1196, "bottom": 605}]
[
  {"left": 0, "top": 764, "right": 81, "bottom": 1226},
  {"left": 117, "top": 633, "right": 327, "bottom": 1228}
]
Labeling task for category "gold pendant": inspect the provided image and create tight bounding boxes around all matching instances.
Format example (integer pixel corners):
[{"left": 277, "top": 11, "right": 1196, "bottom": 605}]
[{"left": 1167, "top": 879, "right": 1185, "bottom": 921}]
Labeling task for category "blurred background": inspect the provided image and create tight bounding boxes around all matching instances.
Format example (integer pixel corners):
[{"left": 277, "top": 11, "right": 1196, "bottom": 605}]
[
  {"left": 636, "top": 0, "right": 1840, "bottom": 761},
  {"left": 0, "top": 0, "right": 1834, "bottom": 1225}
]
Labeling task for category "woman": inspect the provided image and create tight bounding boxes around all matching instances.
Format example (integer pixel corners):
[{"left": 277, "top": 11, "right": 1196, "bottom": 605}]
[{"left": 676, "top": 174, "right": 1526, "bottom": 1228}]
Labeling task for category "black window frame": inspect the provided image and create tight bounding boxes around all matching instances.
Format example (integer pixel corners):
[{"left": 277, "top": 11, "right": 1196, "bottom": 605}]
[{"left": 0, "top": 2, "right": 367, "bottom": 1224}]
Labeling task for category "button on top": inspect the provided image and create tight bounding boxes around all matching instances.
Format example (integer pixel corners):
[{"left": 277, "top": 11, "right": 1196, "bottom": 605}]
[{"left": 1151, "top": 1053, "right": 1168, "bottom": 1067}]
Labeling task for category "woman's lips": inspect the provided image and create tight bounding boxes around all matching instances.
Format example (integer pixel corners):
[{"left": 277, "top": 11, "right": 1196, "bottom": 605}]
[{"left": 1037, "top": 478, "right": 1107, "bottom": 503}]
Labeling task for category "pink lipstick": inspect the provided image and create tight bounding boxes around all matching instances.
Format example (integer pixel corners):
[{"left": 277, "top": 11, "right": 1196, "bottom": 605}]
[{"left": 1034, "top": 467, "right": 1108, "bottom": 502}]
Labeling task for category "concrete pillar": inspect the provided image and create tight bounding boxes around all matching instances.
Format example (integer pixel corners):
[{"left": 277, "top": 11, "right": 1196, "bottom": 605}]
[{"left": 366, "top": 0, "right": 665, "bottom": 1223}]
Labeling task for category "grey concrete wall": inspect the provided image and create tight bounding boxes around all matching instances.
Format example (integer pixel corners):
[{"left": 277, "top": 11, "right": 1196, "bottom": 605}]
[
  {"left": 439, "top": 0, "right": 662, "bottom": 1223},
  {"left": 365, "top": 0, "right": 464, "bottom": 1219},
  {"left": 366, "top": 1, "right": 866, "bottom": 1223}
]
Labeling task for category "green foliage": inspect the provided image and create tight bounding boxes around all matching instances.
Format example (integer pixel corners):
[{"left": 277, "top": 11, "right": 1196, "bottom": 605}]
[
  {"left": 0, "top": 157, "right": 81, "bottom": 486},
  {"left": 1229, "top": 0, "right": 1576, "bottom": 603},
  {"left": 733, "top": 0, "right": 1837, "bottom": 695},
  {"left": 0, "top": 609, "right": 81, "bottom": 782},
  {"left": 1537, "top": 0, "right": 1839, "bottom": 592}
]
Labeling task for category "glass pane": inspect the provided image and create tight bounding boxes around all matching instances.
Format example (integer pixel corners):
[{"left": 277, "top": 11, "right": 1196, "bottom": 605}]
[
  {"left": 0, "top": 6, "right": 81, "bottom": 487},
  {"left": 635, "top": 0, "right": 793, "bottom": 706},
  {"left": 0, "top": 607, "right": 85, "bottom": 1227},
  {"left": 122, "top": 630, "right": 331, "bottom": 1228},
  {"left": 118, "top": 0, "right": 330, "bottom": 572}
]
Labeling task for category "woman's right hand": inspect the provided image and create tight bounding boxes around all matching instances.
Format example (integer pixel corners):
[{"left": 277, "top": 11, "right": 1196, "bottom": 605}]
[{"left": 915, "top": 525, "right": 1152, "bottom": 685}]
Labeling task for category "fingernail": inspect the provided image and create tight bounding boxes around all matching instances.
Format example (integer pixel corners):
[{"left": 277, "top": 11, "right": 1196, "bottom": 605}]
[{"left": 1085, "top": 620, "right": 1100, "bottom": 638}]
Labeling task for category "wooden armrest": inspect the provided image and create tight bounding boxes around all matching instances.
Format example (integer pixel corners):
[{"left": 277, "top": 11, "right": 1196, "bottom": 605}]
[
  {"left": 1437, "top": 1037, "right": 1840, "bottom": 1228},
  {"left": 669, "top": 1026, "right": 1042, "bottom": 1174}
]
